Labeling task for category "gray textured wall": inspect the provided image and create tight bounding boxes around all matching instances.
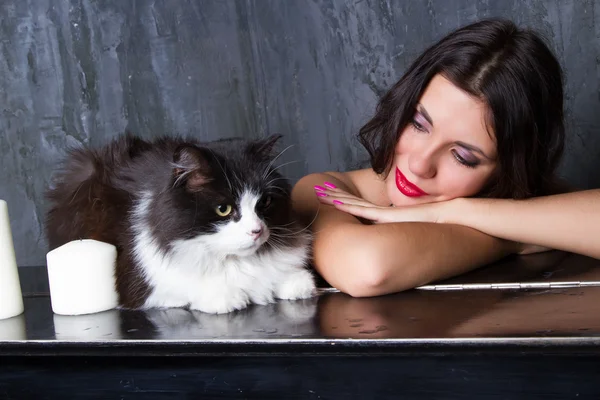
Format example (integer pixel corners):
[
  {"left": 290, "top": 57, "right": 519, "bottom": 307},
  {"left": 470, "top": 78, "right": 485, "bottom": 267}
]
[{"left": 1, "top": 0, "right": 599, "bottom": 266}]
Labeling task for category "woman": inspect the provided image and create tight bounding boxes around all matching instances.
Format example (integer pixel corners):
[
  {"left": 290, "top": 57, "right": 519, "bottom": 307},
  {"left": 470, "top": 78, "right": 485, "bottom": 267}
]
[{"left": 291, "top": 18, "right": 600, "bottom": 297}]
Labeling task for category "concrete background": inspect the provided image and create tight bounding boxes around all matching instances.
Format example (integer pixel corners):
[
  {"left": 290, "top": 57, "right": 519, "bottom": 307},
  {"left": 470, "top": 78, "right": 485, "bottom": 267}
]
[{"left": 1, "top": 0, "right": 599, "bottom": 266}]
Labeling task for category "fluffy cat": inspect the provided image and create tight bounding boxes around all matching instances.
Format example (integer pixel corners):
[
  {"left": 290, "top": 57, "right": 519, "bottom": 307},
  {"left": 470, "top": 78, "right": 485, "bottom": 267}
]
[{"left": 45, "top": 133, "right": 315, "bottom": 314}]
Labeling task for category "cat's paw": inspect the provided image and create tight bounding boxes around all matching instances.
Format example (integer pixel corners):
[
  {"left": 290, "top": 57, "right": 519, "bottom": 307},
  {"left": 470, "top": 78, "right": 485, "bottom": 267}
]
[
  {"left": 275, "top": 270, "right": 316, "bottom": 301},
  {"left": 145, "top": 308, "right": 196, "bottom": 327},
  {"left": 278, "top": 298, "right": 318, "bottom": 321},
  {"left": 190, "top": 291, "right": 250, "bottom": 314}
]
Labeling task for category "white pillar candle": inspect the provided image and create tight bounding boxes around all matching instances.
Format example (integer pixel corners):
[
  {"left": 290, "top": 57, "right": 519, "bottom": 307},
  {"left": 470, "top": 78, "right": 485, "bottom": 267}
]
[
  {"left": 46, "top": 239, "right": 119, "bottom": 316},
  {"left": 0, "top": 200, "right": 24, "bottom": 320},
  {"left": 53, "top": 309, "right": 122, "bottom": 340},
  {"left": 0, "top": 314, "right": 26, "bottom": 340}
]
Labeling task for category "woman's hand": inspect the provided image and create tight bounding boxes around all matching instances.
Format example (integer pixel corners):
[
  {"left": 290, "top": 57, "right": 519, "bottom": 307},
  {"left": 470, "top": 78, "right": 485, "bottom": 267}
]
[{"left": 314, "top": 182, "right": 448, "bottom": 224}]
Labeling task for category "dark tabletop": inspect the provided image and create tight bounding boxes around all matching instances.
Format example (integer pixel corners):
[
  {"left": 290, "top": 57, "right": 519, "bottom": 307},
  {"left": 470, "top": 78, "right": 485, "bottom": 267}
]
[{"left": 2, "top": 251, "right": 600, "bottom": 355}]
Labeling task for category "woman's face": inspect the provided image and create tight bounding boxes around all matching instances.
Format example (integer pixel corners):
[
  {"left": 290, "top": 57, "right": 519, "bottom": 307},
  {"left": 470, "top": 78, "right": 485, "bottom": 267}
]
[{"left": 385, "top": 74, "right": 498, "bottom": 207}]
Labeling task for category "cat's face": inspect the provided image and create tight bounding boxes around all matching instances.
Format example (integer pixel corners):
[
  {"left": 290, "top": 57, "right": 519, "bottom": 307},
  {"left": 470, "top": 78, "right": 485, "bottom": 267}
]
[{"left": 161, "top": 135, "right": 296, "bottom": 258}]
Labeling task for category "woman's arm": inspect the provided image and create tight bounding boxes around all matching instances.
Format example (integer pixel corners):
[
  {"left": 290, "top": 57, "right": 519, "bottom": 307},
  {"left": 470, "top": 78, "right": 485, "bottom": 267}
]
[
  {"left": 443, "top": 190, "right": 600, "bottom": 259},
  {"left": 292, "top": 172, "right": 518, "bottom": 297}
]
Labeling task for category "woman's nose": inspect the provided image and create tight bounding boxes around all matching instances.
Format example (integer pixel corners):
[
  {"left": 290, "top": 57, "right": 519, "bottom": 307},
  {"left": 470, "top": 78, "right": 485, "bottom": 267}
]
[{"left": 408, "top": 146, "right": 437, "bottom": 179}]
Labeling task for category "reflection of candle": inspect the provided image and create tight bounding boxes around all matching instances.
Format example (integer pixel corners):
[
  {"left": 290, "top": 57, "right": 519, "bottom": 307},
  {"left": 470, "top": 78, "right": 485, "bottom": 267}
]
[
  {"left": 0, "top": 314, "right": 26, "bottom": 340},
  {"left": 0, "top": 200, "right": 24, "bottom": 320},
  {"left": 46, "top": 239, "right": 119, "bottom": 315},
  {"left": 53, "top": 309, "right": 122, "bottom": 340}
]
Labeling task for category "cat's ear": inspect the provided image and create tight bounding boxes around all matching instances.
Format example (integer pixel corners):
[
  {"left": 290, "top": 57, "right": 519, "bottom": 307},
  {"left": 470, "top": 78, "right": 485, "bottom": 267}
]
[
  {"left": 172, "top": 145, "right": 212, "bottom": 191},
  {"left": 245, "top": 134, "right": 283, "bottom": 160}
]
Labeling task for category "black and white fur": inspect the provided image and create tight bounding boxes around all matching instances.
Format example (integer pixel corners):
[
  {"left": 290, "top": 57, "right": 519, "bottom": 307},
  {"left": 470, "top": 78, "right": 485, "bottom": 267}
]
[{"left": 45, "top": 133, "right": 315, "bottom": 314}]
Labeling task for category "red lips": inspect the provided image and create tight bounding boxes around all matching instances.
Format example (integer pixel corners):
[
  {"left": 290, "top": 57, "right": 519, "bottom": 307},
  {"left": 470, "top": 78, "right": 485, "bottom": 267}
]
[{"left": 395, "top": 167, "right": 428, "bottom": 197}]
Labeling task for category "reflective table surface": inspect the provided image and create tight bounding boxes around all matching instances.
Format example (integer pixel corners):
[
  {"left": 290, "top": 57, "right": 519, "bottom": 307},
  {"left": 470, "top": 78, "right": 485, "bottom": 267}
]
[{"left": 3, "top": 251, "right": 600, "bottom": 355}]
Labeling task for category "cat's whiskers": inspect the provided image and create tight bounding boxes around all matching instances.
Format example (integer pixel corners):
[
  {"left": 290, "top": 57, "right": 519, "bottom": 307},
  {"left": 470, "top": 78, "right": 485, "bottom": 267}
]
[
  {"left": 269, "top": 226, "right": 298, "bottom": 233},
  {"left": 262, "top": 144, "right": 295, "bottom": 180},
  {"left": 264, "top": 160, "right": 301, "bottom": 181},
  {"left": 264, "top": 176, "right": 288, "bottom": 187},
  {"left": 265, "top": 236, "right": 289, "bottom": 252},
  {"left": 270, "top": 230, "right": 306, "bottom": 238},
  {"left": 271, "top": 207, "right": 320, "bottom": 237},
  {"left": 274, "top": 220, "right": 298, "bottom": 228},
  {"left": 267, "top": 186, "right": 290, "bottom": 197}
]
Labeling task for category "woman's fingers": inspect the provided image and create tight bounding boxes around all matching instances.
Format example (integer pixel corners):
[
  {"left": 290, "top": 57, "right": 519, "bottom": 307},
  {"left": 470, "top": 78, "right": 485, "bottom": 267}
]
[
  {"left": 330, "top": 202, "right": 385, "bottom": 221},
  {"left": 314, "top": 185, "right": 362, "bottom": 203}
]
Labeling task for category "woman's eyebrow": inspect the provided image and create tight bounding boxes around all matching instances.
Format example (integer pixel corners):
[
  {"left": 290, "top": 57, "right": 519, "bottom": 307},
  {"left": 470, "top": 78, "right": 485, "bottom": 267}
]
[{"left": 417, "top": 105, "right": 433, "bottom": 125}]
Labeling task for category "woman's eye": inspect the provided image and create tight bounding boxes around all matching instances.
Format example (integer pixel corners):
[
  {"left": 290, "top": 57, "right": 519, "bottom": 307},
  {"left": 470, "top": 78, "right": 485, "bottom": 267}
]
[
  {"left": 411, "top": 119, "right": 427, "bottom": 132},
  {"left": 410, "top": 112, "right": 429, "bottom": 133},
  {"left": 215, "top": 204, "right": 233, "bottom": 217},
  {"left": 260, "top": 195, "right": 272, "bottom": 208},
  {"left": 452, "top": 150, "right": 479, "bottom": 169}
]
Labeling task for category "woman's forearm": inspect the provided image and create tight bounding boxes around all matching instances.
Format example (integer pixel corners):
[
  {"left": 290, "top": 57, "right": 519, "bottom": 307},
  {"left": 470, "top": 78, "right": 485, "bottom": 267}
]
[
  {"left": 446, "top": 190, "right": 600, "bottom": 259},
  {"left": 338, "top": 221, "right": 514, "bottom": 296}
]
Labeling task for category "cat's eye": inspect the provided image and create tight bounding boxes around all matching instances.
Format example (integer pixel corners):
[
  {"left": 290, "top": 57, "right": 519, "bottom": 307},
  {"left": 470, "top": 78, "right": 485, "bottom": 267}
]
[
  {"left": 215, "top": 204, "right": 233, "bottom": 217},
  {"left": 259, "top": 195, "right": 272, "bottom": 208}
]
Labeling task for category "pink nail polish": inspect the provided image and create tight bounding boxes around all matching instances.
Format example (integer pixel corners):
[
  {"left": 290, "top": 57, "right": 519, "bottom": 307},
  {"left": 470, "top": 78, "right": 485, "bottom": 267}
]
[
  {"left": 314, "top": 185, "right": 327, "bottom": 191},
  {"left": 333, "top": 200, "right": 343, "bottom": 205},
  {"left": 324, "top": 182, "right": 337, "bottom": 189},
  {"left": 316, "top": 192, "right": 328, "bottom": 197}
]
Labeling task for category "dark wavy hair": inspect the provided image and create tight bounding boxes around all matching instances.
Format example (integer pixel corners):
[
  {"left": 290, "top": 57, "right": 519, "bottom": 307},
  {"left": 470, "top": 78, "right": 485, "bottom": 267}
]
[{"left": 358, "top": 18, "right": 565, "bottom": 199}]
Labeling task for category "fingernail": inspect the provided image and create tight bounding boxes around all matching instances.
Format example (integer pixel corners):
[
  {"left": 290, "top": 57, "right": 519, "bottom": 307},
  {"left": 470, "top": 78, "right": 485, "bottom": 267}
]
[
  {"left": 314, "top": 185, "right": 327, "bottom": 191},
  {"left": 316, "top": 192, "right": 328, "bottom": 197},
  {"left": 333, "top": 200, "right": 343, "bottom": 205},
  {"left": 324, "top": 182, "right": 337, "bottom": 189}
]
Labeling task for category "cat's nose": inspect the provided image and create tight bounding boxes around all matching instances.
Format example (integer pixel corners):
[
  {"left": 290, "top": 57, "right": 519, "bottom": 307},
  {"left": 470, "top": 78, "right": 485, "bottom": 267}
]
[{"left": 249, "top": 227, "right": 263, "bottom": 239}]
